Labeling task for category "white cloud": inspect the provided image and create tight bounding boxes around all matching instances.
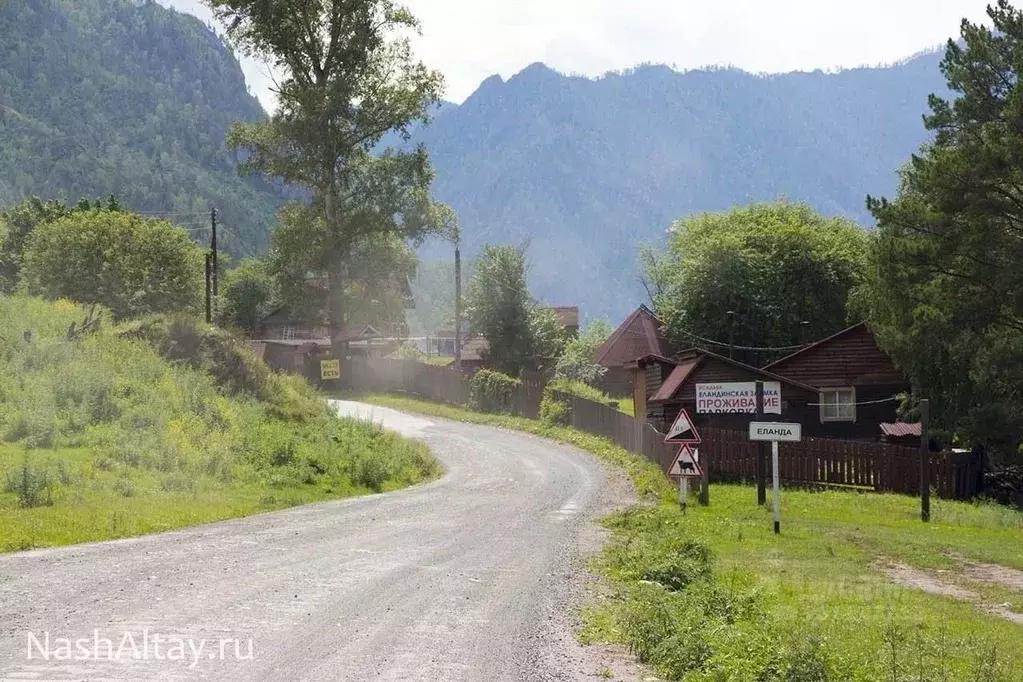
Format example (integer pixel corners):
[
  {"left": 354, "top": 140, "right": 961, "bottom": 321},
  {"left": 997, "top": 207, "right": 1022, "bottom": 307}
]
[{"left": 159, "top": 0, "right": 992, "bottom": 111}]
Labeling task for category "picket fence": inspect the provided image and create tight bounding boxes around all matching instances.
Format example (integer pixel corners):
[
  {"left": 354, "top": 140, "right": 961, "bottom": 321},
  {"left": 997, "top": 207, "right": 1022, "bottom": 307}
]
[{"left": 343, "top": 357, "right": 981, "bottom": 500}]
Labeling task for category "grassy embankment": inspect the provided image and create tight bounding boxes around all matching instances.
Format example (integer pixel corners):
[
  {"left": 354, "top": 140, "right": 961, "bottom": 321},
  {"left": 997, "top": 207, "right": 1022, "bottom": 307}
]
[
  {"left": 546, "top": 377, "right": 634, "bottom": 416},
  {"left": 0, "top": 297, "right": 439, "bottom": 552},
  {"left": 357, "top": 392, "right": 1023, "bottom": 681}
]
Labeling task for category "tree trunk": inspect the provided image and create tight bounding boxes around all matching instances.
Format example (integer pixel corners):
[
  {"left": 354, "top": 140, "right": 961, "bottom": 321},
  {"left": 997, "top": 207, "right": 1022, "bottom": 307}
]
[{"left": 324, "top": 189, "right": 347, "bottom": 359}]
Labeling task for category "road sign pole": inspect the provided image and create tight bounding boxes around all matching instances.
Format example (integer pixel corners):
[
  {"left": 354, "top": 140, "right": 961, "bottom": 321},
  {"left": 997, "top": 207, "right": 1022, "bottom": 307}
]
[
  {"left": 698, "top": 447, "right": 709, "bottom": 506},
  {"left": 772, "top": 440, "right": 781, "bottom": 534},
  {"left": 680, "top": 476, "right": 688, "bottom": 512},
  {"left": 920, "top": 398, "right": 930, "bottom": 523}
]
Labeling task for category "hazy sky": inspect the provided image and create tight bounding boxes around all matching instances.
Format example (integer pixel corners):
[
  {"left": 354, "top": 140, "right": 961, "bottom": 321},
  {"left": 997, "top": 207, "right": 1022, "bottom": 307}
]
[{"left": 160, "top": 0, "right": 992, "bottom": 111}]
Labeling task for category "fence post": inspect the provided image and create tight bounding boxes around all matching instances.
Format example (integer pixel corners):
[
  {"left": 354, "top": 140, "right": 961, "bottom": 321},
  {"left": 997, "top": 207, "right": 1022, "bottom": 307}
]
[{"left": 920, "top": 398, "right": 931, "bottom": 522}]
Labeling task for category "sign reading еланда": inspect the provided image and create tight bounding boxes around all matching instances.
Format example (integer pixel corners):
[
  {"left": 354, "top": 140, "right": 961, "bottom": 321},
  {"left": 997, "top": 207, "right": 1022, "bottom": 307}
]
[{"left": 695, "top": 382, "right": 781, "bottom": 414}]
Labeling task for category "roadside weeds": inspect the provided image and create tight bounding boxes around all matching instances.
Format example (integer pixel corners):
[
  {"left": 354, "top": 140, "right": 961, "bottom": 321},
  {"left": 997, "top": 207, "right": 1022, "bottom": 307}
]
[{"left": 354, "top": 392, "right": 1023, "bottom": 682}]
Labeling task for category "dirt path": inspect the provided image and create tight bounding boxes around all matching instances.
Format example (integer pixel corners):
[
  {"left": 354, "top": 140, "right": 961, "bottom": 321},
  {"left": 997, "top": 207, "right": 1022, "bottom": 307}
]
[{"left": 879, "top": 561, "right": 1023, "bottom": 625}]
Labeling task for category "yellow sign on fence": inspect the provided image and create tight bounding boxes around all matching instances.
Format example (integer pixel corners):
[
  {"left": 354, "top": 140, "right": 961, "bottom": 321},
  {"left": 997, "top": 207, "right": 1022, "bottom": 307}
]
[{"left": 320, "top": 359, "right": 341, "bottom": 381}]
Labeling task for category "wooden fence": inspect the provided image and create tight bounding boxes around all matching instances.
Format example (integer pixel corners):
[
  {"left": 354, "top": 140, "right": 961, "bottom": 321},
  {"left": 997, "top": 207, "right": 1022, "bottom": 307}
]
[
  {"left": 701, "top": 428, "right": 982, "bottom": 500},
  {"left": 343, "top": 358, "right": 981, "bottom": 501}
]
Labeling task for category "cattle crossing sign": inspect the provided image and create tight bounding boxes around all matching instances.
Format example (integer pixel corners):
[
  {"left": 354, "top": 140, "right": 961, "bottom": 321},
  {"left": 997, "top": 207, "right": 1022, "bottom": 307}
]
[{"left": 669, "top": 444, "right": 703, "bottom": 479}]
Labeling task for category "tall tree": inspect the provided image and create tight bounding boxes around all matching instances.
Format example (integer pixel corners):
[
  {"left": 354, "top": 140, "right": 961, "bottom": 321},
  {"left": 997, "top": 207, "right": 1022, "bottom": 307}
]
[
  {"left": 265, "top": 201, "right": 421, "bottom": 335},
  {"left": 0, "top": 196, "right": 117, "bottom": 293},
  {"left": 464, "top": 244, "right": 565, "bottom": 376},
  {"left": 643, "top": 201, "right": 868, "bottom": 366},
  {"left": 207, "top": 0, "right": 447, "bottom": 354},
  {"left": 21, "top": 209, "right": 205, "bottom": 320},
  {"left": 862, "top": 1, "right": 1023, "bottom": 457},
  {"left": 218, "top": 257, "right": 276, "bottom": 334},
  {"left": 555, "top": 319, "right": 613, "bottom": 386}
]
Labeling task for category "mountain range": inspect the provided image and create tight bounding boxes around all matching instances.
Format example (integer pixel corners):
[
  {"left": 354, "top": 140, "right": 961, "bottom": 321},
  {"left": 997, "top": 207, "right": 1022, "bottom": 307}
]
[
  {"left": 1, "top": 0, "right": 950, "bottom": 322},
  {"left": 413, "top": 54, "right": 947, "bottom": 322}
]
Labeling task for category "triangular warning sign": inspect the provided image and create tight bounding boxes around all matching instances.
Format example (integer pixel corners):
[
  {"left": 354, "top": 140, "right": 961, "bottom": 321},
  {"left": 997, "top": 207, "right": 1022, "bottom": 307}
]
[
  {"left": 664, "top": 408, "right": 701, "bottom": 444},
  {"left": 669, "top": 444, "right": 703, "bottom": 478}
]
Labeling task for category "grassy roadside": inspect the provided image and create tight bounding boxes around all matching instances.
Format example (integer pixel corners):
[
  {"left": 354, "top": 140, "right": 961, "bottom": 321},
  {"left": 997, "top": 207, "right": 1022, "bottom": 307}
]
[
  {"left": 0, "top": 298, "right": 440, "bottom": 552},
  {"left": 356, "top": 392, "right": 1023, "bottom": 681}
]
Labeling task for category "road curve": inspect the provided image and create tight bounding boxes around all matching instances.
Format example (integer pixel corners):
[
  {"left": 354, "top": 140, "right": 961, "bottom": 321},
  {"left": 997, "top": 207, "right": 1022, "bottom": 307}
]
[{"left": 0, "top": 401, "right": 616, "bottom": 681}]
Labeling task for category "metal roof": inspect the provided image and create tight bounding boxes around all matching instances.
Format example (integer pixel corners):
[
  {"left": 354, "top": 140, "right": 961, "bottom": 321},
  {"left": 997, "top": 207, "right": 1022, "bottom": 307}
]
[
  {"left": 592, "top": 305, "right": 674, "bottom": 368},
  {"left": 649, "top": 347, "right": 819, "bottom": 403},
  {"left": 880, "top": 422, "right": 922, "bottom": 437},
  {"left": 650, "top": 356, "right": 703, "bottom": 402}
]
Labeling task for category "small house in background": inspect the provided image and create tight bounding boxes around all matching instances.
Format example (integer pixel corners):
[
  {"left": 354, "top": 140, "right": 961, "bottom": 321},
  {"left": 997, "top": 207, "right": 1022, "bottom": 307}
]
[
  {"left": 256, "top": 306, "right": 329, "bottom": 341},
  {"left": 592, "top": 305, "right": 675, "bottom": 397},
  {"left": 247, "top": 339, "right": 330, "bottom": 375},
  {"left": 545, "top": 306, "right": 580, "bottom": 337},
  {"left": 458, "top": 335, "right": 489, "bottom": 373}
]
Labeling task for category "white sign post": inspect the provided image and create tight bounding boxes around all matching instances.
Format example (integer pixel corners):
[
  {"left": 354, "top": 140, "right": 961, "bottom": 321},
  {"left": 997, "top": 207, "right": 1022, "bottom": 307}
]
[{"left": 748, "top": 422, "right": 802, "bottom": 534}]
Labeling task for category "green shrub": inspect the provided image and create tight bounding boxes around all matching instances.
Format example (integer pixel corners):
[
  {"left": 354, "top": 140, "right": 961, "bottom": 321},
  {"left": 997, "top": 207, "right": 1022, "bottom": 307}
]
[
  {"left": 539, "top": 394, "right": 570, "bottom": 426},
  {"left": 4, "top": 458, "right": 53, "bottom": 508},
  {"left": 547, "top": 377, "right": 615, "bottom": 405},
  {"left": 467, "top": 369, "right": 521, "bottom": 414},
  {"left": 539, "top": 383, "right": 572, "bottom": 426}
]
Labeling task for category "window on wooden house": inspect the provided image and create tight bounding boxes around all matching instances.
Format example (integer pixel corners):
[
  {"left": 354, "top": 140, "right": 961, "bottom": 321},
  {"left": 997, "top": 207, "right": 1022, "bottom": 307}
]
[
  {"left": 281, "top": 325, "right": 296, "bottom": 341},
  {"left": 820, "top": 388, "right": 856, "bottom": 422}
]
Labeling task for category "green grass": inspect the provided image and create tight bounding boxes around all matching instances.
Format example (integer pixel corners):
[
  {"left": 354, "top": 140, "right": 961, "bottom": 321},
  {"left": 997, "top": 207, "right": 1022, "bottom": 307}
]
[
  {"left": 353, "top": 392, "right": 1023, "bottom": 681},
  {"left": 617, "top": 397, "right": 635, "bottom": 417},
  {"left": 546, "top": 378, "right": 634, "bottom": 416},
  {"left": 424, "top": 356, "right": 454, "bottom": 367},
  {"left": 0, "top": 297, "right": 440, "bottom": 552}
]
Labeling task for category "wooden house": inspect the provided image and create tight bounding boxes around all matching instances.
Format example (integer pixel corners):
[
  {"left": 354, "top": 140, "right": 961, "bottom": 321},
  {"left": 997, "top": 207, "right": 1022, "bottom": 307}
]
[
  {"left": 762, "top": 322, "right": 910, "bottom": 441},
  {"left": 635, "top": 322, "right": 914, "bottom": 442},
  {"left": 640, "top": 348, "right": 820, "bottom": 435},
  {"left": 592, "top": 305, "right": 675, "bottom": 397}
]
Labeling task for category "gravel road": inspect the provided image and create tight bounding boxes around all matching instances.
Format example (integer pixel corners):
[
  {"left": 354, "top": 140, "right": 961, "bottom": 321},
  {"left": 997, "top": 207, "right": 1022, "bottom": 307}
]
[{"left": 0, "top": 401, "right": 638, "bottom": 681}]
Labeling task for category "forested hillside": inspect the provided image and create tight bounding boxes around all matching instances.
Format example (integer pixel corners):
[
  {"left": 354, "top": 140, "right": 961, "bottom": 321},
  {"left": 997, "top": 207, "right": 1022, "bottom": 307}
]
[
  {"left": 414, "top": 53, "right": 949, "bottom": 321},
  {"left": 0, "top": 0, "right": 286, "bottom": 254}
]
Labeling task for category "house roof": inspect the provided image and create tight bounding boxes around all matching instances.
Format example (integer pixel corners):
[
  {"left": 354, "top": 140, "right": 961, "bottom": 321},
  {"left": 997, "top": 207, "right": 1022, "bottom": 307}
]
[
  {"left": 650, "top": 356, "right": 701, "bottom": 402},
  {"left": 649, "top": 347, "right": 819, "bottom": 403},
  {"left": 592, "top": 305, "right": 674, "bottom": 368},
  {"left": 623, "top": 353, "right": 678, "bottom": 370},
  {"left": 880, "top": 422, "right": 922, "bottom": 438},
  {"left": 334, "top": 324, "right": 382, "bottom": 343},
  {"left": 762, "top": 322, "right": 868, "bottom": 370}
]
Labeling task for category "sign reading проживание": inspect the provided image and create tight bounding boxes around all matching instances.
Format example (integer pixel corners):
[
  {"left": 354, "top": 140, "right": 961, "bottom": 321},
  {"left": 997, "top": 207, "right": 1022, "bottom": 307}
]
[
  {"left": 748, "top": 422, "right": 802, "bottom": 442},
  {"left": 696, "top": 382, "right": 781, "bottom": 414}
]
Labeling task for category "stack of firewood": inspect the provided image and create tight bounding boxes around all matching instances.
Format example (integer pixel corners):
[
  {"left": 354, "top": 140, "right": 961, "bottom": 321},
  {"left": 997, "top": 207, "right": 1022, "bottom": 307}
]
[{"left": 983, "top": 465, "right": 1023, "bottom": 509}]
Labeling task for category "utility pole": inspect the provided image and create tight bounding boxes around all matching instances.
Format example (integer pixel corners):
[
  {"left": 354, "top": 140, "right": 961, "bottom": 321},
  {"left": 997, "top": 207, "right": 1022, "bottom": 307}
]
[
  {"left": 727, "top": 311, "right": 735, "bottom": 360},
  {"left": 454, "top": 240, "right": 462, "bottom": 372},
  {"left": 920, "top": 398, "right": 931, "bottom": 522},
  {"left": 204, "top": 253, "right": 212, "bottom": 324},
  {"left": 755, "top": 380, "right": 767, "bottom": 505},
  {"left": 210, "top": 207, "right": 218, "bottom": 297}
]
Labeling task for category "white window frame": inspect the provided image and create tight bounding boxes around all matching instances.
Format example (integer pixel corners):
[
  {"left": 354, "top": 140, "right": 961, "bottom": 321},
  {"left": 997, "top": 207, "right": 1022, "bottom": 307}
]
[
  {"left": 819, "top": 387, "right": 856, "bottom": 423},
  {"left": 281, "top": 325, "right": 296, "bottom": 341}
]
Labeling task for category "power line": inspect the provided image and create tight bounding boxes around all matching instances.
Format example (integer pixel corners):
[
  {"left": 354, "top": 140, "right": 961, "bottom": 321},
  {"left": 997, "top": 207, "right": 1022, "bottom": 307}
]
[
  {"left": 808, "top": 394, "right": 901, "bottom": 407},
  {"left": 609, "top": 326, "right": 811, "bottom": 353}
]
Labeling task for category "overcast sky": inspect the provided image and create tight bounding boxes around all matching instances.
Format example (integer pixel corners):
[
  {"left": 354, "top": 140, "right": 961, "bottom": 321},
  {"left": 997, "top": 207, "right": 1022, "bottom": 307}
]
[{"left": 160, "top": 0, "right": 992, "bottom": 111}]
